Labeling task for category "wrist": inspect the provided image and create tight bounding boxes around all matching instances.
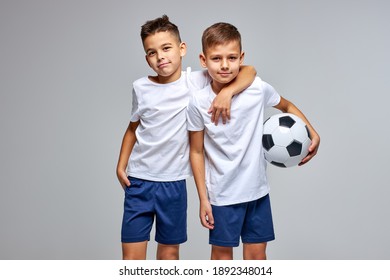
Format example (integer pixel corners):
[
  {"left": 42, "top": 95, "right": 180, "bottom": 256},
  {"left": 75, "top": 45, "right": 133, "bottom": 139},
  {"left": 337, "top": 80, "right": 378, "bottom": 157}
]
[
  {"left": 198, "top": 192, "right": 209, "bottom": 202},
  {"left": 116, "top": 165, "right": 126, "bottom": 174},
  {"left": 219, "top": 88, "right": 234, "bottom": 97}
]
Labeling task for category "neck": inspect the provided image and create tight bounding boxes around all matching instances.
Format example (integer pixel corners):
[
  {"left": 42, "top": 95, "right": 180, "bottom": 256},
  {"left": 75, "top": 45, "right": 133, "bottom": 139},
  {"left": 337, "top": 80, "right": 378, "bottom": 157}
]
[
  {"left": 210, "top": 80, "right": 226, "bottom": 94},
  {"left": 150, "top": 66, "right": 182, "bottom": 84}
]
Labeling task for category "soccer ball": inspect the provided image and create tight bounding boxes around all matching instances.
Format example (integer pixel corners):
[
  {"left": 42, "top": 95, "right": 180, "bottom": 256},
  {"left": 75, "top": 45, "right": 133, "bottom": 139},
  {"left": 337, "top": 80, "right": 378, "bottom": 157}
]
[{"left": 262, "top": 113, "right": 311, "bottom": 168}]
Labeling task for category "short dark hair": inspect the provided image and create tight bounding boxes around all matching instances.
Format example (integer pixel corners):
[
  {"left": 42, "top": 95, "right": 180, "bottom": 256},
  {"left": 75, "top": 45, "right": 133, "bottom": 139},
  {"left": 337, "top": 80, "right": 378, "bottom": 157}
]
[
  {"left": 202, "top": 22, "right": 242, "bottom": 54},
  {"left": 140, "top": 15, "right": 181, "bottom": 44}
]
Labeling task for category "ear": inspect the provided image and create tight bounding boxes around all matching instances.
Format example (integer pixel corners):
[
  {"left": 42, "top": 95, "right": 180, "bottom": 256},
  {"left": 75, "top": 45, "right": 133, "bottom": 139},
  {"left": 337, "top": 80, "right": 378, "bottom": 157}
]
[
  {"left": 199, "top": 53, "right": 207, "bottom": 68},
  {"left": 179, "top": 42, "right": 187, "bottom": 57},
  {"left": 239, "top": 51, "right": 245, "bottom": 65}
]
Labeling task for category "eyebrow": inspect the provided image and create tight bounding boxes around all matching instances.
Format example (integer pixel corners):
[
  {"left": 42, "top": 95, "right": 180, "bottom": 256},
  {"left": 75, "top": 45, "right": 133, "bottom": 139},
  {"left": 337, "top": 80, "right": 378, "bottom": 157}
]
[
  {"left": 145, "top": 42, "right": 174, "bottom": 54},
  {"left": 208, "top": 52, "right": 240, "bottom": 57}
]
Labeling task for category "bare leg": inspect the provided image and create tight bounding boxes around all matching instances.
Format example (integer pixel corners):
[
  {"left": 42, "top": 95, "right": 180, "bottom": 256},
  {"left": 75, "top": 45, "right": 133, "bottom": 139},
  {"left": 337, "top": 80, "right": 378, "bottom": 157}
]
[
  {"left": 157, "top": 244, "right": 180, "bottom": 260},
  {"left": 122, "top": 241, "right": 148, "bottom": 260},
  {"left": 211, "top": 245, "right": 233, "bottom": 260},
  {"left": 243, "top": 242, "right": 267, "bottom": 260}
]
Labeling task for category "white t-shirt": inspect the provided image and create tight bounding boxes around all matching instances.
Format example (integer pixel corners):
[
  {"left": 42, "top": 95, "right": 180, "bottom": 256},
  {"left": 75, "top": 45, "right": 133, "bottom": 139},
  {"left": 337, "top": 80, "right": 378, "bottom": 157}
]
[
  {"left": 186, "top": 77, "right": 281, "bottom": 206},
  {"left": 128, "top": 68, "right": 210, "bottom": 181}
]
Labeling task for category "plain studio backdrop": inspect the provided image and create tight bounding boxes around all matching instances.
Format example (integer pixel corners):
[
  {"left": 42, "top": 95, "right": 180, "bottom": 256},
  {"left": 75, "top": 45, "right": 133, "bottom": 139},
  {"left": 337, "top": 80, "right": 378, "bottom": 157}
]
[{"left": 1, "top": 0, "right": 389, "bottom": 260}]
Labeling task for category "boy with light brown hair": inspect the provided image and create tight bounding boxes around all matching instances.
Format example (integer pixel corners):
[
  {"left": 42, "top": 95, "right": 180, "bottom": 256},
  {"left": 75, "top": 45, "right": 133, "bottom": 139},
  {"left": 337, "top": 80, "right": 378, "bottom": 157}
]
[{"left": 187, "top": 22, "right": 320, "bottom": 259}]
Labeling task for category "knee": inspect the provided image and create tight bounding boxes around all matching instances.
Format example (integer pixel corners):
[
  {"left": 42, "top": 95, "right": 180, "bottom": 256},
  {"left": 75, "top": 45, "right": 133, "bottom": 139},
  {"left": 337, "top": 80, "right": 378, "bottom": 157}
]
[
  {"left": 211, "top": 245, "right": 233, "bottom": 260},
  {"left": 157, "top": 244, "right": 179, "bottom": 260},
  {"left": 245, "top": 251, "right": 267, "bottom": 260},
  {"left": 122, "top": 251, "right": 146, "bottom": 260},
  {"left": 243, "top": 243, "right": 267, "bottom": 260}
]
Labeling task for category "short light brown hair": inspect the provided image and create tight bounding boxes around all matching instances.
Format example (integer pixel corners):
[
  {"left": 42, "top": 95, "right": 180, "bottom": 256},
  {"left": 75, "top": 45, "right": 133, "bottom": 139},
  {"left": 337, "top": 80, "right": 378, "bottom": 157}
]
[
  {"left": 140, "top": 15, "right": 181, "bottom": 44},
  {"left": 202, "top": 22, "right": 242, "bottom": 54}
]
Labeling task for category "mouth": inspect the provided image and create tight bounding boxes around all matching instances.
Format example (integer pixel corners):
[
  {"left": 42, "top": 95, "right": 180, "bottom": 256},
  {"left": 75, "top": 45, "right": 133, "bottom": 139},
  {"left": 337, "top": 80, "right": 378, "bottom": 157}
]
[
  {"left": 218, "top": 72, "right": 232, "bottom": 77},
  {"left": 158, "top": 62, "right": 170, "bottom": 68}
]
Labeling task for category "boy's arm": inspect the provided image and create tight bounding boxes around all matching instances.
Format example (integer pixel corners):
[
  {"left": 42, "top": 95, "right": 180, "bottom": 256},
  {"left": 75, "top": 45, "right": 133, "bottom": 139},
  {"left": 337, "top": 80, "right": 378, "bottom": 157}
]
[
  {"left": 209, "top": 65, "right": 256, "bottom": 125},
  {"left": 274, "top": 97, "right": 320, "bottom": 165},
  {"left": 116, "top": 121, "right": 139, "bottom": 188},
  {"left": 189, "top": 130, "right": 214, "bottom": 229}
]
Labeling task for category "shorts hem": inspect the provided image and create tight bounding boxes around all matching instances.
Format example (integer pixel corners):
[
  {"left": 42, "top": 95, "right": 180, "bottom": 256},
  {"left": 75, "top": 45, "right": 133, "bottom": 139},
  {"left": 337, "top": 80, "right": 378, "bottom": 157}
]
[
  {"left": 156, "top": 237, "right": 187, "bottom": 245},
  {"left": 242, "top": 234, "right": 275, "bottom": 244},
  {"left": 209, "top": 239, "right": 239, "bottom": 247},
  {"left": 121, "top": 236, "right": 150, "bottom": 243}
]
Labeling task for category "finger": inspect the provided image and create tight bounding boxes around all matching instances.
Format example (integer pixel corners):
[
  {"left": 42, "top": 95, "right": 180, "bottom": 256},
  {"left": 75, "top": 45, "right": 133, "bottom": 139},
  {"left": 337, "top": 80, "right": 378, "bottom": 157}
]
[
  {"left": 121, "top": 177, "right": 131, "bottom": 189},
  {"left": 208, "top": 104, "right": 214, "bottom": 114},
  {"left": 213, "top": 110, "right": 221, "bottom": 125},
  {"left": 309, "top": 137, "right": 320, "bottom": 152},
  {"left": 226, "top": 108, "right": 231, "bottom": 121},
  {"left": 208, "top": 104, "right": 216, "bottom": 124},
  {"left": 207, "top": 212, "right": 214, "bottom": 227},
  {"left": 203, "top": 220, "right": 214, "bottom": 229},
  {"left": 308, "top": 141, "right": 316, "bottom": 152},
  {"left": 221, "top": 110, "right": 228, "bottom": 124},
  {"left": 211, "top": 111, "right": 216, "bottom": 124},
  {"left": 299, "top": 152, "right": 313, "bottom": 166},
  {"left": 201, "top": 215, "right": 213, "bottom": 229}
]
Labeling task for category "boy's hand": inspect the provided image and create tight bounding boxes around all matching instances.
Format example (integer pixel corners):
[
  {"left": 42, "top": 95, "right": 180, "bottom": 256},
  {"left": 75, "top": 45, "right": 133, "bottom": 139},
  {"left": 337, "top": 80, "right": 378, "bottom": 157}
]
[
  {"left": 299, "top": 133, "right": 320, "bottom": 166},
  {"left": 199, "top": 200, "right": 214, "bottom": 229},
  {"left": 117, "top": 169, "right": 130, "bottom": 189},
  {"left": 208, "top": 90, "right": 233, "bottom": 125}
]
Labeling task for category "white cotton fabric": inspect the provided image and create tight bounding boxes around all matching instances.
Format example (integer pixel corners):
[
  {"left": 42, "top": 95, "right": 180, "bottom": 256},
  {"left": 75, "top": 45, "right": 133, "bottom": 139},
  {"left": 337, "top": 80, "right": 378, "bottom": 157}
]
[
  {"left": 187, "top": 77, "right": 281, "bottom": 206},
  {"left": 128, "top": 68, "right": 210, "bottom": 181}
]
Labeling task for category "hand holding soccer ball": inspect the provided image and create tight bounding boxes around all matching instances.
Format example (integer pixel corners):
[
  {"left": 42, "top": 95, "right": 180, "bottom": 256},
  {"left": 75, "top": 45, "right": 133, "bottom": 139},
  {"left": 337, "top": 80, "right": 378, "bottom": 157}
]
[{"left": 262, "top": 113, "right": 312, "bottom": 168}]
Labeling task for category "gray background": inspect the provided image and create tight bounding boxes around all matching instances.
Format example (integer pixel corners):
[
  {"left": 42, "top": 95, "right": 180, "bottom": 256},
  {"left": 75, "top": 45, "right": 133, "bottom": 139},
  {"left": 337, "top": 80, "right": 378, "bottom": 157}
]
[{"left": 1, "top": 0, "right": 389, "bottom": 260}]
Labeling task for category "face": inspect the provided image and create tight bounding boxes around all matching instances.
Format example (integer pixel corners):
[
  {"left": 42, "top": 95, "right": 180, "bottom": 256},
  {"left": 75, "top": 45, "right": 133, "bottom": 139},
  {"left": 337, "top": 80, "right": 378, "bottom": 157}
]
[
  {"left": 200, "top": 40, "right": 244, "bottom": 92},
  {"left": 143, "top": 31, "right": 186, "bottom": 83}
]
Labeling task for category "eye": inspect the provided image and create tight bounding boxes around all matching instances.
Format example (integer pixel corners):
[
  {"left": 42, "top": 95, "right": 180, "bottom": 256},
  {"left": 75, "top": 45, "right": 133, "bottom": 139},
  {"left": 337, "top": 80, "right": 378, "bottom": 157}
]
[
  {"left": 147, "top": 51, "right": 156, "bottom": 57},
  {"left": 163, "top": 46, "right": 172, "bottom": 51},
  {"left": 229, "top": 56, "right": 238, "bottom": 61},
  {"left": 211, "top": 57, "right": 221, "bottom": 62}
]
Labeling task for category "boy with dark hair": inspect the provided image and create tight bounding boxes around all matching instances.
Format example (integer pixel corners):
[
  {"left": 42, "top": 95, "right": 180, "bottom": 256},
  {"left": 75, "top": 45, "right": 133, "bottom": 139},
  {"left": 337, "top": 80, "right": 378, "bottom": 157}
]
[{"left": 116, "top": 16, "right": 256, "bottom": 260}]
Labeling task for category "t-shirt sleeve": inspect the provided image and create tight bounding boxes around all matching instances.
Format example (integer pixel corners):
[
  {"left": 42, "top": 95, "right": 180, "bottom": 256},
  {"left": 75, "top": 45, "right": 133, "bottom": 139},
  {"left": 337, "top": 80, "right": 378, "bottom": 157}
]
[
  {"left": 186, "top": 93, "right": 205, "bottom": 131},
  {"left": 188, "top": 70, "right": 211, "bottom": 90},
  {"left": 262, "top": 81, "right": 281, "bottom": 107},
  {"left": 130, "top": 87, "right": 140, "bottom": 122}
]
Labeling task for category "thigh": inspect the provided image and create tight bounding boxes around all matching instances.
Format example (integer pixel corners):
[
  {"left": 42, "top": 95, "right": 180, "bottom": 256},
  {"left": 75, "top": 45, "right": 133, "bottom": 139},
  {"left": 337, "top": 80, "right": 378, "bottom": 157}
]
[
  {"left": 209, "top": 203, "right": 246, "bottom": 247},
  {"left": 121, "top": 177, "right": 155, "bottom": 243},
  {"left": 154, "top": 180, "right": 187, "bottom": 245},
  {"left": 241, "top": 194, "right": 275, "bottom": 244}
]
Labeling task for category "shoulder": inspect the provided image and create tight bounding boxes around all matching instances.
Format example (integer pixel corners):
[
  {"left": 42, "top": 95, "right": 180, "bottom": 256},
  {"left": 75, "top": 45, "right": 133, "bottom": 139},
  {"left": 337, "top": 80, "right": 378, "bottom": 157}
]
[
  {"left": 184, "top": 67, "right": 210, "bottom": 89},
  {"left": 247, "top": 76, "right": 264, "bottom": 90},
  {"left": 246, "top": 76, "right": 277, "bottom": 93},
  {"left": 186, "top": 68, "right": 208, "bottom": 79},
  {"left": 132, "top": 76, "right": 151, "bottom": 88}
]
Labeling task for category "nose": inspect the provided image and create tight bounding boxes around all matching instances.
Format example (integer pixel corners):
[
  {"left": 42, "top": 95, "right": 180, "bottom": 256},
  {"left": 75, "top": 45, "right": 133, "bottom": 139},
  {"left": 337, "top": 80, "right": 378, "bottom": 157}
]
[
  {"left": 221, "top": 58, "right": 229, "bottom": 70},
  {"left": 156, "top": 50, "right": 164, "bottom": 61}
]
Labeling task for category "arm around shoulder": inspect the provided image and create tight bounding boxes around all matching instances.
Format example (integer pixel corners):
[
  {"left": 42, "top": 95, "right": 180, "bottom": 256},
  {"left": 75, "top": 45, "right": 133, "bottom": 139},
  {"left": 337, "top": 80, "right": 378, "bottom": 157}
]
[{"left": 209, "top": 65, "right": 257, "bottom": 125}]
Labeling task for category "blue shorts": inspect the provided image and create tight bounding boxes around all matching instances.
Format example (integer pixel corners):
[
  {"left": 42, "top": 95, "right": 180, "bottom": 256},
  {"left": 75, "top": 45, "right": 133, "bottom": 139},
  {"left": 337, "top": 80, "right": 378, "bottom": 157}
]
[
  {"left": 210, "top": 194, "right": 275, "bottom": 247},
  {"left": 121, "top": 177, "right": 187, "bottom": 245}
]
